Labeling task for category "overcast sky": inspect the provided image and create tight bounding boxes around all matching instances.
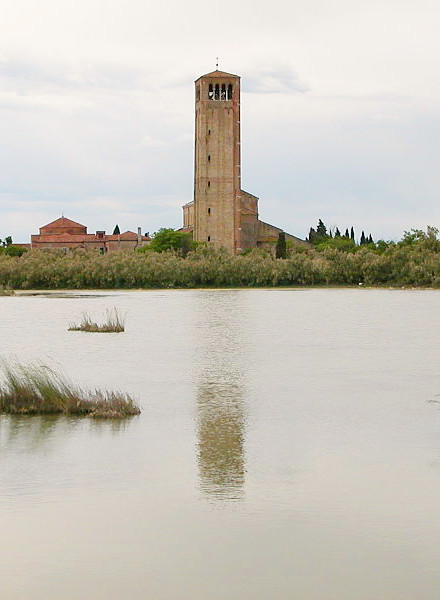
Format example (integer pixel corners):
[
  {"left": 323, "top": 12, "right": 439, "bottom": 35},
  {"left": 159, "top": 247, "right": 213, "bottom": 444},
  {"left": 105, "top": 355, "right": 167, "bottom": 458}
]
[{"left": 1, "top": 0, "right": 439, "bottom": 242}]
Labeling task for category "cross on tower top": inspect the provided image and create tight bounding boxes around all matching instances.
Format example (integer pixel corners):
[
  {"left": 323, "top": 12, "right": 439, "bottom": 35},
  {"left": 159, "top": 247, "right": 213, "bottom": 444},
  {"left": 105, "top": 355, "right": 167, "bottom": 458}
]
[{"left": 215, "top": 57, "right": 219, "bottom": 70}]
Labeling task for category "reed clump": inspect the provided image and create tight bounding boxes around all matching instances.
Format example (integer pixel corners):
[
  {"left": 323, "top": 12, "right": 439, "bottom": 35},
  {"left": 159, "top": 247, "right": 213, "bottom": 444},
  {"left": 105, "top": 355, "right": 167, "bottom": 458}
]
[
  {"left": 0, "top": 362, "right": 140, "bottom": 418},
  {"left": 69, "top": 308, "right": 125, "bottom": 332},
  {"left": 0, "top": 286, "right": 14, "bottom": 296}
]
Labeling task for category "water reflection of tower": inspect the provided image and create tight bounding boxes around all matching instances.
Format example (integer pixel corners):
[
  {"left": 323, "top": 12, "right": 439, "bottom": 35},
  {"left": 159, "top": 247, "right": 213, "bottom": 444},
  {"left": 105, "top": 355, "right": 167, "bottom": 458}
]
[{"left": 195, "top": 291, "right": 248, "bottom": 500}]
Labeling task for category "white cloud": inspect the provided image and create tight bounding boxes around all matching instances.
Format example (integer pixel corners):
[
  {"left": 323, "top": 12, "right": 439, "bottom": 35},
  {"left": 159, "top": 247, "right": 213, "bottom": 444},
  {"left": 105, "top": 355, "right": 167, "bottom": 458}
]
[
  {"left": 138, "top": 135, "right": 168, "bottom": 149},
  {"left": 0, "top": 90, "right": 92, "bottom": 113},
  {"left": 244, "top": 64, "right": 309, "bottom": 94}
]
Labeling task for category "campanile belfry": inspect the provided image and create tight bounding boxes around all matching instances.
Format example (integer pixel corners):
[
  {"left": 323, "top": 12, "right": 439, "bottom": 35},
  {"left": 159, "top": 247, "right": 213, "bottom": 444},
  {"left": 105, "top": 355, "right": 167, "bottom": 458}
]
[{"left": 193, "top": 70, "right": 241, "bottom": 252}]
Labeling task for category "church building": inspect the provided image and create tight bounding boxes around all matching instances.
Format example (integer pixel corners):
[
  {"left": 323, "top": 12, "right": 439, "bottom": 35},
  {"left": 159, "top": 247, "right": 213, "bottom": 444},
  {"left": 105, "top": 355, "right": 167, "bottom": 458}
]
[
  {"left": 31, "top": 217, "right": 150, "bottom": 252},
  {"left": 182, "top": 69, "right": 305, "bottom": 253}
]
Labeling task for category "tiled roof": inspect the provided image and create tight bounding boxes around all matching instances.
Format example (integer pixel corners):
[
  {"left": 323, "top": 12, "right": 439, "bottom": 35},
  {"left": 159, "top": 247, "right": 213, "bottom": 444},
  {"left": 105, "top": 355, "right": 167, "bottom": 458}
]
[
  {"left": 33, "top": 231, "right": 150, "bottom": 244},
  {"left": 241, "top": 190, "right": 259, "bottom": 199},
  {"left": 104, "top": 231, "right": 151, "bottom": 241},
  {"left": 41, "top": 216, "right": 86, "bottom": 230},
  {"left": 33, "top": 234, "right": 90, "bottom": 243},
  {"left": 110, "top": 231, "right": 137, "bottom": 240},
  {"left": 197, "top": 70, "right": 239, "bottom": 80}
]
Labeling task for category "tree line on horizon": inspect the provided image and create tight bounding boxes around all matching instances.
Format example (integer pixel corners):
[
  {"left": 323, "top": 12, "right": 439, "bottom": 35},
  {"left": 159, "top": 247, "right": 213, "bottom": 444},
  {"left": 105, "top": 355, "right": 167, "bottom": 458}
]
[
  {"left": 308, "top": 219, "right": 374, "bottom": 249},
  {"left": 1, "top": 219, "right": 439, "bottom": 263},
  {"left": 1, "top": 225, "right": 440, "bottom": 288}
]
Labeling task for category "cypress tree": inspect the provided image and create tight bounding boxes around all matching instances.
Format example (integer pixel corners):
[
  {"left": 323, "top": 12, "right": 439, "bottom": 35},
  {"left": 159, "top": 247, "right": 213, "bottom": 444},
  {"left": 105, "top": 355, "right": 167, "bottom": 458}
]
[
  {"left": 308, "top": 227, "right": 317, "bottom": 243},
  {"left": 344, "top": 228, "right": 350, "bottom": 238},
  {"left": 276, "top": 232, "right": 287, "bottom": 259},
  {"left": 316, "top": 219, "right": 327, "bottom": 237},
  {"left": 350, "top": 227, "right": 355, "bottom": 241},
  {"left": 181, "top": 234, "right": 191, "bottom": 258},
  {"left": 368, "top": 234, "right": 374, "bottom": 244},
  {"left": 360, "top": 231, "right": 366, "bottom": 245},
  {"left": 113, "top": 224, "right": 120, "bottom": 235},
  {"left": 335, "top": 228, "right": 341, "bottom": 237}
]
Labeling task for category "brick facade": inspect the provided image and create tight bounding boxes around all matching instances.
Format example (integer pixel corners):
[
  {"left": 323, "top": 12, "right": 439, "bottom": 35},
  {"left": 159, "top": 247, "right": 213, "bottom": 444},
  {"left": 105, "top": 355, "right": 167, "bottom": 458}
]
[{"left": 31, "top": 217, "right": 150, "bottom": 252}]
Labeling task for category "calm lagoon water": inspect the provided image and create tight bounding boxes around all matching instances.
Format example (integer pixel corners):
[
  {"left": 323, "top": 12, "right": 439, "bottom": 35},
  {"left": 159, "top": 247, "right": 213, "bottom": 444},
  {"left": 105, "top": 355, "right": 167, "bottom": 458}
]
[{"left": 1, "top": 288, "right": 440, "bottom": 599}]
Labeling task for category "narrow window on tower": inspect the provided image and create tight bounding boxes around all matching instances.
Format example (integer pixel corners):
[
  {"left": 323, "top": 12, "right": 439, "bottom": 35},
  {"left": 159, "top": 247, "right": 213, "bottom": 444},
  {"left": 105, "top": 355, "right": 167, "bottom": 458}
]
[
  {"left": 208, "top": 84, "right": 213, "bottom": 99},
  {"left": 208, "top": 129, "right": 211, "bottom": 135},
  {"left": 208, "top": 181, "right": 210, "bottom": 187},
  {"left": 214, "top": 84, "right": 220, "bottom": 100},
  {"left": 228, "top": 84, "right": 233, "bottom": 99},
  {"left": 208, "top": 154, "right": 211, "bottom": 161},
  {"left": 221, "top": 84, "right": 226, "bottom": 100},
  {"left": 208, "top": 208, "right": 211, "bottom": 214},
  {"left": 207, "top": 236, "right": 211, "bottom": 241}
]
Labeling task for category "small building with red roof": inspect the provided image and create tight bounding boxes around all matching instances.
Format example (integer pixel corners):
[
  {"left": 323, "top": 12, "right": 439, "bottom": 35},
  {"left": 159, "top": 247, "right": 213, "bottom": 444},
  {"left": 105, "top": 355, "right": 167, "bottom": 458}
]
[{"left": 31, "top": 217, "right": 150, "bottom": 252}]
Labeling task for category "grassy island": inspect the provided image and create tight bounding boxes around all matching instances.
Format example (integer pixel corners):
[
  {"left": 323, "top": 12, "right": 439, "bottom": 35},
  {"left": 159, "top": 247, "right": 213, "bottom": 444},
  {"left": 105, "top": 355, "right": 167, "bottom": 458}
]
[
  {"left": 0, "top": 363, "right": 140, "bottom": 418},
  {"left": 69, "top": 308, "right": 125, "bottom": 333}
]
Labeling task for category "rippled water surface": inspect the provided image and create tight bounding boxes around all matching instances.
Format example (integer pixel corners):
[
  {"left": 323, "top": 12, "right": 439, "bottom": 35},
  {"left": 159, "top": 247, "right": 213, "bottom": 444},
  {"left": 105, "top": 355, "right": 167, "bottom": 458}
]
[{"left": 1, "top": 288, "right": 440, "bottom": 599}]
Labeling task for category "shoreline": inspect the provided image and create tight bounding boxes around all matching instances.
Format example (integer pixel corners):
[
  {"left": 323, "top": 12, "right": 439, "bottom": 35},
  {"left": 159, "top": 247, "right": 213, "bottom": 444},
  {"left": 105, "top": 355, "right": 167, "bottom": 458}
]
[{"left": 9, "top": 285, "right": 440, "bottom": 294}]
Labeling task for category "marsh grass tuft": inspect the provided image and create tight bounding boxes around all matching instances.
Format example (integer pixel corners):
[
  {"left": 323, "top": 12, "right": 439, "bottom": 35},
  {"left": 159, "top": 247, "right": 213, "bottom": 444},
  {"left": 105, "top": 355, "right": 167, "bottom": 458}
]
[
  {"left": 0, "top": 362, "right": 140, "bottom": 418},
  {"left": 69, "top": 307, "right": 125, "bottom": 332},
  {"left": 0, "top": 286, "right": 14, "bottom": 296}
]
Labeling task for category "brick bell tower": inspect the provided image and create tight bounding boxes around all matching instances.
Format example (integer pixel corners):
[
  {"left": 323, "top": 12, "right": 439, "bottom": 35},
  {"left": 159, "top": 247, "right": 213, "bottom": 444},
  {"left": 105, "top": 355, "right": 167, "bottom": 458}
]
[{"left": 193, "top": 69, "right": 241, "bottom": 253}]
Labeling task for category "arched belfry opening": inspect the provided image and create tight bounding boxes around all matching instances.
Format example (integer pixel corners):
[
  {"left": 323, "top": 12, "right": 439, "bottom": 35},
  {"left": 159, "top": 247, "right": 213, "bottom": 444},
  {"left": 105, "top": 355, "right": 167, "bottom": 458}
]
[{"left": 207, "top": 80, "right": 234, "bottom": 101}]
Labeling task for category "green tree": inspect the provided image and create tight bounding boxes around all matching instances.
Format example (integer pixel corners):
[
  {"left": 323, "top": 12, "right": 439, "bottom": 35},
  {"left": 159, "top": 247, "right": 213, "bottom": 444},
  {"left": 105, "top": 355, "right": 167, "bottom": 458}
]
[
  {"left": 335, "top": 228, "right": 341, "bottom": 237},
  {"left": 360, "top": 231, "right": 366, "bottom": 245},
  {"left": 140, "top": 228, "right": 194, "bottom": 255},
  {"left": 315, "top": 236, "right": 356, "bottom": 252},
  {"left": 398, "top": 227, "right": 440, "bottom": 252},
  {"left": 275, "top": 232, "right": 287, "bottom": 259},
  {"left": 375, "top": 239, "right": 392, "bottom": 254},
  {"left": 308, "top": 227, "right": 317, "bottom": 243},
  {"left": 309, "top": 220, "right": 330, "bottom": 246},
  {"left": 344, "top": 228, "right": 350, "bottom": 238},
  {"left": 0, "top": 236, "right": 27, "bottom": 257},
  {"left": 113, "top": 224, "right": 120, "bottom": 235},
  {"left": 5, "top": 245, "right": 27, "bottom": 257},
  {"left": 350, "top": 227, "right": 355, "bottom": 241},
  {"left": 316, "top": 219, "right": 327, "bottom": 237},
  {"left": 0, "top": 236, "right": 12, "bottom": 248},
  {"left": 180, "top": 233, "right": 192, "bottom": 258}
]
